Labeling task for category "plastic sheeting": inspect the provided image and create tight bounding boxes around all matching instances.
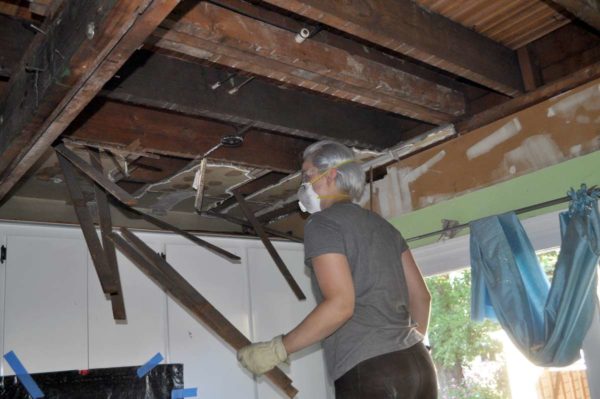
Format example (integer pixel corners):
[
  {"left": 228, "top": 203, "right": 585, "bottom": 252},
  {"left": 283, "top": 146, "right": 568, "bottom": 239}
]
[
  {"left": 0, "top": 364, "right": 183, "bottom": 398},
  {"left": 470, "top": 185, "right": 600, "bottom": 366}
]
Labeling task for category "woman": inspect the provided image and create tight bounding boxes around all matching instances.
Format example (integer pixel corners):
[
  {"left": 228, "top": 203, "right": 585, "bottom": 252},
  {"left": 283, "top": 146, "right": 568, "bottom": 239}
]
[{"left": 238, "top": 140, "right": 438, "bottom": 398}]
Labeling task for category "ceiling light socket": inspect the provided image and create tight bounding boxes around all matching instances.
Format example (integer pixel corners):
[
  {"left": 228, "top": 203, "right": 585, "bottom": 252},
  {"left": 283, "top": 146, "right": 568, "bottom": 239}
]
[{"left": 220, "top": 135, "right": 244, "bottom": 147}]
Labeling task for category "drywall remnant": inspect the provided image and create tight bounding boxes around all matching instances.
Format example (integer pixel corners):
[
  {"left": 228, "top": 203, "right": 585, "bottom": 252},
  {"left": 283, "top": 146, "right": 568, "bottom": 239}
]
[
  {"left": 151, "top": 190, "right": 196, "bottom": 215},
  {"left": 547, "top": 84, "right": 600, "bottom": 118},
  {"left": 466, "top": 118, "right": 522, "bottom": 160},
  {"left": 376, "top": 150, "right": 447, "bottom": 217}
]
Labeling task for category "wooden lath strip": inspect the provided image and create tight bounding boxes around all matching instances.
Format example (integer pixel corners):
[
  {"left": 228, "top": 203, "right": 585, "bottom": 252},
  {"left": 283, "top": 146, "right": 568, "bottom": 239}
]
[
  {"left": 55, "top": 143, "right": 242, "bottom": 262},
  {"left": 234, "top": 191, "right": 306, "bottom": 300},
  {"left": 151, "top": 2, "right": 465, "bottom": 123},
  {"left": 88, "top": 148, "right": 127, "bottom": 321},
  {"left": 109, "top": 228, "right": 298, "bottom": 398}
]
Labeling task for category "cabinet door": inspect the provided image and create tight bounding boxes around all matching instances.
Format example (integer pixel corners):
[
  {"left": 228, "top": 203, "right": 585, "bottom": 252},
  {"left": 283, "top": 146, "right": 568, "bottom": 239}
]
[
  {"left": 2, "top": 233, "right": 88, "bottom": 375},
  {"left": 166, "top": 242, "right": 255, "bottom": 399},
  {"left": 248, "top": 247, "right": 334, "bottom": 399},
  {"left": 88, "top": 238, "right": 168, "bottom": 369}
]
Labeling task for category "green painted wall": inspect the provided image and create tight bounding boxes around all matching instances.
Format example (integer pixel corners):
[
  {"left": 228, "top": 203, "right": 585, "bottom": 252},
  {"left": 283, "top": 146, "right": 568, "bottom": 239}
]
[{"left": 389, "top": 150, "right": 600, "bottom": 248}]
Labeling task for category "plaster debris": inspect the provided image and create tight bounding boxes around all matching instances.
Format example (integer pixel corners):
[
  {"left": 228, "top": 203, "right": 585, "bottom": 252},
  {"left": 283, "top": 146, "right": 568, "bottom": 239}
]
[{"left": 570, "top": 144, "right": 583, "bottom": 157}]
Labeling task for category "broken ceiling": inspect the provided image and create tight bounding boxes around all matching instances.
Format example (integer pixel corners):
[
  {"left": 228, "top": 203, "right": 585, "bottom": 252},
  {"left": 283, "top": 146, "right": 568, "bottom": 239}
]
[{"left": 0, "top": 0, "right": 599, "bottom": 238}]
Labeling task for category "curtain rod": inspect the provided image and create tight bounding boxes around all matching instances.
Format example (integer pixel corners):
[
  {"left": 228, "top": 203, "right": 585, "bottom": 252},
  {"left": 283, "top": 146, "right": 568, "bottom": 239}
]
[{"left": 405, "top": 194, "right": 580, "bottom": 243}]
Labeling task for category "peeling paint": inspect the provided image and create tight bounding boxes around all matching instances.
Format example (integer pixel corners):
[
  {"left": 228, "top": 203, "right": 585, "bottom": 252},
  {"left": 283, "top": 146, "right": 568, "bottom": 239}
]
[
  {"left": 570, "top": 144, "right": 583, "bottom": 157},
  {"left": 576, "top": 115, "right": 591, "bottom": 124},
  {"left": 376, "top": 150, "right": 447, "bottom": 217},
  {"left": 497, "top": 135, "right": 564, "bottom": 177},
  {"left": 547, "top": 84, "right": 600, "bottom": 118},
  {"left": 466, "top": 118, "right": 522, "bottom": 160}
]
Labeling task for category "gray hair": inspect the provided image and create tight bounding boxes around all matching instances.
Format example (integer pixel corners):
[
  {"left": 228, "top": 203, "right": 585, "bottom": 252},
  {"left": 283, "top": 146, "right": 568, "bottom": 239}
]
[{"left": 302, "top": 140, "right": 365, "bottom": 201}]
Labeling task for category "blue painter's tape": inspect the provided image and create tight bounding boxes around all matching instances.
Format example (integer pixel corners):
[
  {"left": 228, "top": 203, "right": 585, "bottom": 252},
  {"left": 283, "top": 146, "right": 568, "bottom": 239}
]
[
  {"left": 136, "top": 352, "right": 164, "bottom": 378},
  {"left": 3, "top": 351, "right": 44, "bottom": 398},
  {"left": 171, "top": 387, "right": 198, "bottom": 398}
]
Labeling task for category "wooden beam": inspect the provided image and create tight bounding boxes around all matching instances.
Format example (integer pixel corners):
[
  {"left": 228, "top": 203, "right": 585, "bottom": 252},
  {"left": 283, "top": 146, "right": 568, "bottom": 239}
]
[
  {"left": 0, "top": 0, "right": 181, "bottom": 202},
  {"left": 261, "top": 0, "right": 523, "bottom": 97},
  {"left": 102, "top": 50, "right": 426, "bottom": 149},
  {"left": 109, "top": 228, "right": 298, "bottom": 398},
  {"left": 67, "top": 99, "right": 309, "bottom": 173},
  {"left": 54, "top": 144, "right": 137, "bottom": 206},
  {"left": 89, "top": 148, "right": 126, "bottom": 321},
  {"left": 549, "top": 0, "right": 600, "bottom": 32},
  {"left": 152, "top": 2, "right": 465, "bottom": 123},
  {"left": 517, "top": 46, "right": 542, "bottom": 92},
  {"left": 234, "top": 191, "right": 306, "bottom": 300},
  {"left": 57, "top": 153, "right": 118, "bottom": 295},
  {"left": 457, "top": 60, "right": 600, "bottom": 133}
]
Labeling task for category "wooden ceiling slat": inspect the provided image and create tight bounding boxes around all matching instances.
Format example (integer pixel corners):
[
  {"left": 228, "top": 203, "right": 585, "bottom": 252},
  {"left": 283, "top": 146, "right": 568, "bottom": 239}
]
[{"left": 415, "top": 0, "right": 570, "bottom": 49}]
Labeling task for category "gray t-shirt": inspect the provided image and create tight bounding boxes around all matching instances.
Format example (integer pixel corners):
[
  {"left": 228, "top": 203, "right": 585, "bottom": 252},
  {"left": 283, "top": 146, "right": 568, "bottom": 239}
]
[{"left": 304, "top": 202, "right": 423, "bottom": 381}]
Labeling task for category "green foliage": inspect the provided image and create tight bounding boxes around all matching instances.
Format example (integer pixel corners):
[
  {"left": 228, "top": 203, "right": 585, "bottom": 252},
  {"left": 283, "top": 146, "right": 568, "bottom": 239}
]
[{"left": 427, "top": 270, "right": 502, "bottom": 369}]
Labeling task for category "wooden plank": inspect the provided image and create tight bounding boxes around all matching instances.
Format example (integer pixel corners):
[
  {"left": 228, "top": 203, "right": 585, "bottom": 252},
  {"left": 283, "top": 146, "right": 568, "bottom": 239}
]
[
  {"left": 57, "top": 153, "right": 118, "bottom": 295},
  {"left": 67, "top": 99, "right": 310, "bottom": 173},
  {"left": 101, "top": 50, "right": 427, "bottom": 149},
  {"left": 0, "top": 0, "right": 181, "bottom": 203},
  {"left": 550, "top": 0, "right": 600, "bottom": 32},
  {"left": 54, "top": 144, "right": 137, "bottom": 205},
  {"left": 152, "top": 2, "right": 465, "bottom": 123},
  {"left": 123, "top": 206, "right": 242, "bottom": 262},
  {"left": 261, "top": 0, "right": 523, "bottom": 96},
  {"left": 234, "top": 192, "right": 305, "bottom": 300},
  {"left": 109, "top": 228, "right": 298, "bottom": 398},
  {"left": 88, "top": 148, "right": 126, "bottom": 321},
  {"left": 457, "top": 60, "right": 600, "bottom": 134}
]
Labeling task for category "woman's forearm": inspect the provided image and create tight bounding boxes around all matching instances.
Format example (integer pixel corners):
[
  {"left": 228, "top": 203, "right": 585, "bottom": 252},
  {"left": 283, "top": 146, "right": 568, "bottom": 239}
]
[
  {"left": 282, "top": 298, "right": 353, "bottom": 354},
  {"left": 410, "top": 296, "right": 431, "bottom": 335}
]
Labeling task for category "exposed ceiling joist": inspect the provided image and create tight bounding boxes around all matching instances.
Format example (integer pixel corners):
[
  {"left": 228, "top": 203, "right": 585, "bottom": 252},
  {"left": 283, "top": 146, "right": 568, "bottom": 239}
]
[
  {"left": 103, "top": 51, "right": 429, "bottom": 149},
  {"left": 151, "top": 2, "right": 466, "bottom": 123},
  {"left": 0, "top": 0, "right": 181, "bottom": 203},
  {"left": 67, "top": 100, "right": 310, "bottom": 173},
  {"left": 549, "top": 0, "right": 600, "bottom": 32},
  {"left": 261, "top": 0, "right": 524, "bottom": 97},
  {"left": 0, "top": 15, "right": 35, "bottom": 78}
]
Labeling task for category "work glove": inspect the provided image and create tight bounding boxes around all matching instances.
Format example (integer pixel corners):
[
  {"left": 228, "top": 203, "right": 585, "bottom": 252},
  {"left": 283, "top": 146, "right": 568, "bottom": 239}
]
[{"left": 237, "top": 335, "right": 289, "bottom": 375}]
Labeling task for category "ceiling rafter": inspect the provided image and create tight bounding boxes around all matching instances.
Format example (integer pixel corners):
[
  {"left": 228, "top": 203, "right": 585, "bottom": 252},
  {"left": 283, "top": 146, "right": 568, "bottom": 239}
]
[{"left": 151, "top": 2, "right": 466, "bottom": 123}]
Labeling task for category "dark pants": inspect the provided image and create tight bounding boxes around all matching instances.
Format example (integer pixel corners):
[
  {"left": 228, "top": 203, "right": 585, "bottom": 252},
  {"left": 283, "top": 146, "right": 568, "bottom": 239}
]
[{"left": 334, "top": 342, "right": 438, "bottom": 399}]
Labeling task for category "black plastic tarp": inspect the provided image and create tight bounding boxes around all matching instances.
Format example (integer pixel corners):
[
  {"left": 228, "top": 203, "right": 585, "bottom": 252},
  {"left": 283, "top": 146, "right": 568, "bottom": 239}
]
[{"left": 0, "top": 363, "right": 183, "bottom": 398}]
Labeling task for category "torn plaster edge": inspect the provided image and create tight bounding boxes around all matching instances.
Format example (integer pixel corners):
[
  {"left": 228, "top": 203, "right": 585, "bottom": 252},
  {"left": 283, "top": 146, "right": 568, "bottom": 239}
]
[
  {"left": 132, "top": 160, "right": 256, "bottom": 200},
  {"left": 466, "top": 118, "right": 522, "bottom": 160},
  {"left": 361, "top": 124, "right": 456, "bottom": 171},
  {"left": 218, "top": 146, "right": 383, "bottom": 215}
]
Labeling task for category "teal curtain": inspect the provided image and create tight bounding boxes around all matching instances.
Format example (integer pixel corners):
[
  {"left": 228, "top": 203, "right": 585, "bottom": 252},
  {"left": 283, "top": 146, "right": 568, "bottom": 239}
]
[{"left": 470, "top": 185, "right": 600, "bottom": 366}]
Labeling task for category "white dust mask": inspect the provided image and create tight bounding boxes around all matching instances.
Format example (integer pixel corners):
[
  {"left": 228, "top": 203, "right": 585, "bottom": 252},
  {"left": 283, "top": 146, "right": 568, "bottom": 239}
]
[{"left": 297, "top": 182, "right": 321, "bottom": 214}]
